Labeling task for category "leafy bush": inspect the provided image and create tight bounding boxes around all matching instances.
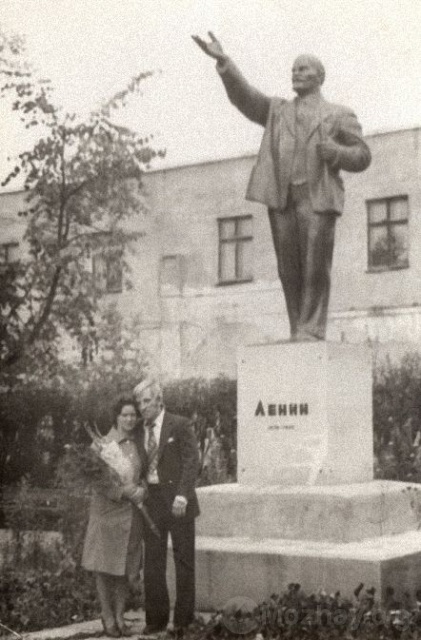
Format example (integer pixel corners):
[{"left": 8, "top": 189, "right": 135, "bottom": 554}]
[
  {"left": 374, "top": 353, "right": 421, "bottom": 482},
  {"left": 3, "top": 481, "right": 90, "bottom": 558},
  {"left": 3, "top": 482, "right": 67, "bottom": 531},
  {"left": 164, "top": 376, "right": 237, "bottom": 485},
  {"left": 0, "top": 480, "right": 96, "bottom": 634},
  {"left": 0, "top": 567, "right": 98, "bottom": 634},
  {"left": 184, "top": 583, "right": 421, "bottom": 640}
]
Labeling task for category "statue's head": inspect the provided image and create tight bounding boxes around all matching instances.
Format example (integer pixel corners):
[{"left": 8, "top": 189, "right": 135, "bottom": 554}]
[{"left": 292, "top": 55, "right": 325, "bottom": 96}]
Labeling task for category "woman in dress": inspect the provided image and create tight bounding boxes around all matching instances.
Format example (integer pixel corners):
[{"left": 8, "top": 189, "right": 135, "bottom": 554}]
[{"left": 82, "top": 396, "right": 146, "bottom": 637}]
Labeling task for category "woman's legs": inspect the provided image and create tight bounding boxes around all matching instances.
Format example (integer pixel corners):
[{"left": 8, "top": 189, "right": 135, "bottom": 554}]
[
  {"left": 96, "top": 572, "right": 132, "bottom": 636},
  {"left": 95, "top": 572, "right": 117, "bottom": 630},
  {"left": 114, "top": 576, "right": 129, "bottom": 630}
]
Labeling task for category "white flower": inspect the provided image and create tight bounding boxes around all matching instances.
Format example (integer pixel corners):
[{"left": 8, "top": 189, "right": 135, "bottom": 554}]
[{"left": 98, "top": 440, "right": 132, "bottom": 484}]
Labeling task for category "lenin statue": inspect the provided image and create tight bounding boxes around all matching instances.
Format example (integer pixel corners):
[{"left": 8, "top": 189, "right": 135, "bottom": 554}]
[{"left": 193, "top": 33, "right": 371, "bottom": 341}]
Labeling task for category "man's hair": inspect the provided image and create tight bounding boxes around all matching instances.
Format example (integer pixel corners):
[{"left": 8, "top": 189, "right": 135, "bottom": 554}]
[{"left": 133, "top": 378, "right": 163, "bottom": 403}]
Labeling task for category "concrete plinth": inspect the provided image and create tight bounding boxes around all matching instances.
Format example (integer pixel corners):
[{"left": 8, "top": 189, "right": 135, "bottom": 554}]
[
  {"left": 238, "top": 342, "right": 373, "bottom": 485},
  {"left": 193, "top": 530, "right": 421, "bottom": 610},
  {"left": 195, "top": 482, "right": 421, "bottom": 543},
  {"left": 169, "top": 481, "right": 421, "bottom": 610},
  {"left": 168, "top": 342, "right": 421, "bottom": 610}
]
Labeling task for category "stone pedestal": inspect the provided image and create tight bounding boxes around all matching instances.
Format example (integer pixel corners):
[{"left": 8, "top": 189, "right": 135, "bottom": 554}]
[
  {"left": 237, "top": 342, "right": 373, "bottom": 485},
  {"left": 170, "top": 480, "right": 421, "bottom": 610},
  {"left": 168, "top": 342, "right": 421, "bottom": 610}
]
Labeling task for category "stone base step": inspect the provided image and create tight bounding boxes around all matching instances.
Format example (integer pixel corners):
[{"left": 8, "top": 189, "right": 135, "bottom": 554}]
[
  {"left": 196, "top": 481, "right": 421, "bottom": 542},
  {"left": 185, "top": 531, "right": 421, "bottom": 610}
]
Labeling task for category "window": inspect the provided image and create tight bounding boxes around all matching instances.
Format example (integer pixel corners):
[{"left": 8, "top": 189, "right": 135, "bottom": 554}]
[
  {"left": 367, "top": 196, "right": 409, "bottom": 270},
  {"left": 0, "top": 242, "right": 19, "bottom": 266},
  {"left": 218, "top": 216, "right": 253, "bottom": 284},
  {"left": 93, "top": 246, "right": 123, "bottom": 294}
]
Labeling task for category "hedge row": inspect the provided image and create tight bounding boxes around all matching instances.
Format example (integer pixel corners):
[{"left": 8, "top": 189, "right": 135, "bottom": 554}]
[{"left": 2, "top": 353, "right": 421, "bottom": 491}]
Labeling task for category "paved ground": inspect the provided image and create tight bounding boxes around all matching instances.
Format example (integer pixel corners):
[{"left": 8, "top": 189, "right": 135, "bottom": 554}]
[
  {"left": 20, "top": 610, "right": 212, "bottom": 640},
  {"left": 21, "top": 610, "right": 147, "bottom": 640}
]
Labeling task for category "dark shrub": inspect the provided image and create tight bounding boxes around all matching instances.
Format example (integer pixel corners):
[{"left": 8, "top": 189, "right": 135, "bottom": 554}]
[{"left": 374, "top": 353, "right": 421, "bottom": 482}]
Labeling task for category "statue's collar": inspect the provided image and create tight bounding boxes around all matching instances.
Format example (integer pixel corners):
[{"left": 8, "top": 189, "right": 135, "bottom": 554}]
[
  {"left": 295, "top": 91, "right": 322, "bottom": 108},
  {"left": 279, "top": 94, "right": 327, "bottom": 138}
]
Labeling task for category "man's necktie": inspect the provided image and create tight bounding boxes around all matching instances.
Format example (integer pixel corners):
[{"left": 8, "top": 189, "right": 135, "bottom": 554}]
[{"left": 147, "top": 424, "right": 159, "bottom": 476}]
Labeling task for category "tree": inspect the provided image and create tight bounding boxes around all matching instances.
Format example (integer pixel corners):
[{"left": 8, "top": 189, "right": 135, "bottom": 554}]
[
  {"left": 0, "top": 306, "right": 150, "bottom": 493},
  {"left": 0, "top": 28, "right": 164, "bottom": 379}
]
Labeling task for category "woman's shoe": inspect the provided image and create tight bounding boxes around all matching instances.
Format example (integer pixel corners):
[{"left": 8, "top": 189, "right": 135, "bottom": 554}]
[
  {"left": 117, "top": 623, "right": 132, "bottom": 637},
  {"left": 101, "top": 618, "right": 121, "bottom": 638}
]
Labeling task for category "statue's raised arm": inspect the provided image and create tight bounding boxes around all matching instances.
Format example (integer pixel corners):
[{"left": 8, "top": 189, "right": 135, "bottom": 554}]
[
  {"left": 191, "top": 31, "right": 270, "bottom": 127},
  {"left": 191, "top": 32, "right": 227, "bottom": 64}
]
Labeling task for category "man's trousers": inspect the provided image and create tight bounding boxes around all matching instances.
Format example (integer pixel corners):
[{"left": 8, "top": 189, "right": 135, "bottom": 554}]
[
  {"left": 268, "top": 183, "right": 337, "bottom": 341},
  {"left": 143, "top": 485, "right": 195, "bottom": 629}
]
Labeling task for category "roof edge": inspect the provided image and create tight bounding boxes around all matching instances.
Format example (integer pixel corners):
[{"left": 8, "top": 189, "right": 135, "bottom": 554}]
[
  {"left": 1, "top": 124, "right": 419, "bottom": 191},
  {"left": 146, "top": 124, "right": 421, "bottom": 175}
]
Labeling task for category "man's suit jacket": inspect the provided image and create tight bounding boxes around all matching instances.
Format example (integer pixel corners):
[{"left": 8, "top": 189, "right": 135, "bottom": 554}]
[
  {"left": 142, "top": 411, "right": 200, "bottom": 519},
  {"left": 217, "top": 59, "right": 371, "bottom": 214}
]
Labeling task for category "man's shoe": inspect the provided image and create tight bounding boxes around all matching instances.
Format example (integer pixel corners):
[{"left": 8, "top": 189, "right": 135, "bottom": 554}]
[
  {"left": 117, "top": 623, "right": 132, "bottom": 637},
  {"left": 169, "top": 623, "right": 194, "bottom": 639},
  {"left": 141, "top": 624, "right": 167, "bottom": 636},
  {"left": 101, "top": 618, "right": 121, "bottom": 638}
]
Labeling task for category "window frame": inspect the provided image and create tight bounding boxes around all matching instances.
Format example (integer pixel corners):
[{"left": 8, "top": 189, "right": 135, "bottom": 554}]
[
  {"left": 0, "top": 241, "right": 19, "bottom": 266},
  {"left": 92, "top": 236, "right": 123, "bottom": 295},
  {"left": 366, "top": 195, "right": 409, "bottom": 272},
  {"left": 218, "top": 215, "right": 253, "bottom": 286}
]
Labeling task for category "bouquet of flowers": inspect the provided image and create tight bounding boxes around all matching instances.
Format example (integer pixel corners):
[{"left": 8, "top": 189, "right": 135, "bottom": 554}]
[{"left": 84, "top": 424, "right": 160, "bottom": 538}]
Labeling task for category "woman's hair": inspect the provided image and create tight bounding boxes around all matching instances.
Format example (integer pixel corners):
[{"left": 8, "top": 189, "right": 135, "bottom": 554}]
[{"left": 112, "top": 395, "right": 138, "bottom": 422}]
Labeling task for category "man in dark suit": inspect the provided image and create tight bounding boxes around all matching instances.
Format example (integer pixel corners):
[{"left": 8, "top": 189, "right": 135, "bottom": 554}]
[
  {"left": 192, "top": 33, "right": 371, "bottom": 341},
  {"left": 133, "top": 378, "right": 200, "bottom": 635}
]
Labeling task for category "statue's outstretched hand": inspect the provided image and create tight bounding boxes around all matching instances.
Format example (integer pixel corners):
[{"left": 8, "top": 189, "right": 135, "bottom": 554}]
[{"left": 192, "top": 31, "right": 227, "bottom": 63}]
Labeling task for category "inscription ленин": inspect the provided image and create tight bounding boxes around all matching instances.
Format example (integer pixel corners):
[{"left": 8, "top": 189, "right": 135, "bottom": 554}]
[{"left": 255, "top": 401, "right": 309, "bottom": 417}]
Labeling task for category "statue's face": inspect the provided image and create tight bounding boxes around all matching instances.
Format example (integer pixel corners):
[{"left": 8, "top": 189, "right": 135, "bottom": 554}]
[{"left": 292, "top": 55, "right": 322, "bottom": 96}]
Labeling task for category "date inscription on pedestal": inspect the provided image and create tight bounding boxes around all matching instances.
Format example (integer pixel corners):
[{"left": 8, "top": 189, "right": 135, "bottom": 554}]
[{"left": 268, "top": 424, "right": 295, "bottom": 430}]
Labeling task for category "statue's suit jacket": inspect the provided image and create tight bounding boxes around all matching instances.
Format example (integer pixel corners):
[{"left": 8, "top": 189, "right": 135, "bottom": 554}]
[{"left": 217, "top": 59, "right": 371, "bottom": 214}]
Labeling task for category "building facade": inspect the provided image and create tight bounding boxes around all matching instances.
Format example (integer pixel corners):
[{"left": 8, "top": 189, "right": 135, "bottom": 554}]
[{"left": 1, "top": 127, "right": 420, "bottom": 379}]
